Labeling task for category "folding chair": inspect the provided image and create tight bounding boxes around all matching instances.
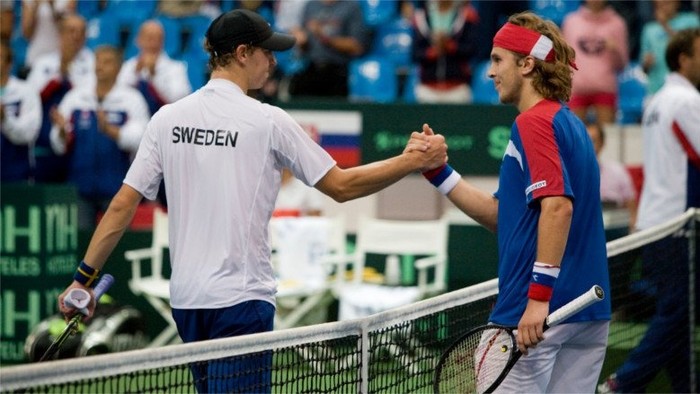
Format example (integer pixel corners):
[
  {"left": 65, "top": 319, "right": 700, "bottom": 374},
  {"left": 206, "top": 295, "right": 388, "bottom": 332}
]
[
  {"left": 270, "top": 216, "right": 347, "bottom": 330},
  {"left": 333, "top": 216, "right": 448, "bottom": 320},
  {"left": 125, "top": 207, "right": 179, "bottom": 347},
  {"left": 330, "top": 216, "right": 449, "bottom": 373}
]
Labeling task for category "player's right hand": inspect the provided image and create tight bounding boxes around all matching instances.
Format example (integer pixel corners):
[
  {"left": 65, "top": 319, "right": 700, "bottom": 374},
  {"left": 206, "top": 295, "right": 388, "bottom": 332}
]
[{"left": 58, "top": 281, "right": 96, "bottom": 322}]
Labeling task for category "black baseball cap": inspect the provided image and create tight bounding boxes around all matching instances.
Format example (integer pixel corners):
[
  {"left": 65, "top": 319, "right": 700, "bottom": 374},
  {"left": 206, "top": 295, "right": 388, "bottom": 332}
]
[{"left": 206, "top": 9, "right": 296, "bottom": 55}]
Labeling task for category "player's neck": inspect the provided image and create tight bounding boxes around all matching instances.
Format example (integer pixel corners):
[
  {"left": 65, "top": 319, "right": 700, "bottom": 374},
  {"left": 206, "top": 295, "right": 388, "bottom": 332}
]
[
  {"left": 515, "top": 82, "right": 545, "bottom": 113},
  {"left": 211, "top": 68, "right": 248, "bottom": 93}
]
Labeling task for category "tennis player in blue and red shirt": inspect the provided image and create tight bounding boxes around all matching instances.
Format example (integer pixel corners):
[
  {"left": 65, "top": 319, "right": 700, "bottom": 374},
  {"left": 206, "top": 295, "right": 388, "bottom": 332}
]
[{"left": 421, "top": 11, "right": 611, "bottom": 393}]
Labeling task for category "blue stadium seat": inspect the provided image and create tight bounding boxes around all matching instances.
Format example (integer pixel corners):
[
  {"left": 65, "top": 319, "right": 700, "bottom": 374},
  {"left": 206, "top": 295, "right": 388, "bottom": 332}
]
[
  {"left": 617, "top": 63, "right": 648, "bottom": 125},
  {"left": 275, "top": 48, "right": 308, "bottom": 76},
  {"left": 87, "top": 6, "right": 152, "bottom": 54},
  {"left": 86, "top": 13, "right": 121, "bottom": 50},
  {"left": 10, "top": 32, "right": 28, "bottom": 76},
  {"left": 402, "top": 65, "right": 419, "bottom": 103},
  {"left": 529, "top": 0, "right": 579, "bottom": 26},
  {"left": 219, "top": 0, "right": 236, "bottom": 12},
  {"left": 370, "top": 18, "right": 413, "bottom": 71},
  {"left": 471, "top": 60, "right": 500, "bottom": 105},
  {"left": 76, "top": 0, "right": 102, "bottom": 20},
  {"left": 359, "top": 0, "right": 398, "bottom": 26},
  {"left": 182, "top": 51, "right": 209, "bottom": 90},
  {"left": 104, "top": 0, "right": 157, "bottom": 23},
  {"left": 156, "top": 16, "right": 184, "bottom": 59},
  {"left": 348, "top": 56, "right": 398, "bottom": 103},
  {"left": 180, "top": 14, "right": 213, "bottom": 56},
  {"left": 152, "top": 14, "right": 212, "bottom": 60}
]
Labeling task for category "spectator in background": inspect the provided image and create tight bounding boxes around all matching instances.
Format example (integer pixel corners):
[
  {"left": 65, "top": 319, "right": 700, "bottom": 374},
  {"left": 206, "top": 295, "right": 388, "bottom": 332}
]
[
  {"left": 472, "top": 0, "right": 527, "bottom": 62},
  {"left": 289, "top": 0, "right": 369, "bottom": 98},
  {"left": 411, "top": 0, "right": 478, "bottom": 104},
  {"left": 49, "top": 45, "right": 149, "bottom": 229},
  {"left": 236, "top": 0, "right": 275, "bottom": 23},
  {"left": 586, "top": 122, "right": 637, "bottom": 231},
  {"left": 598, "top": 27, "right": 700, "bottom": 394},
  {"left": 21, "top": 0, "right": 76, "bottom": 73},
  {"left": 639, "top": 0, "right": 699, "bottom": 96},
  {"left": 156, "top": 0, "right": 202, "bottom": 18},
  {"left": 562, "top": 0, "right": 628, "bottom": 126},
  {"left": 1, "top": 40, "right": 42, "bottom": 183},
  {"left": 274, "top": 0, "right": 310, "bottom": 34},
  {"left": 1, "top": 0, "right": 13, "bottom": 41},
  {"left": 117, "top": 20, "right": 192, "bottom": 116},
  {"left": 607, "top": 1, "right": 646, "bottom": 62},
  {"left": 27, "top": 13, "right": 94, "bottom": 183}
]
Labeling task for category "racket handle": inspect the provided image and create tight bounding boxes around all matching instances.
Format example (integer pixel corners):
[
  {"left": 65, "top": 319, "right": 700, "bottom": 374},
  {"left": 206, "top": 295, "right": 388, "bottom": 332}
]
[
  {"left": 64, "top": 274, "right": 115, "bottom": 316},
  {"left": 545, "top": 285, "right": 604, "bottom": 327},
  {"left": 93, "top": 274, "right": 115, "bottom": 300},
  {"left": 64, "top": 289, "right": 91, "bottom": 316}
]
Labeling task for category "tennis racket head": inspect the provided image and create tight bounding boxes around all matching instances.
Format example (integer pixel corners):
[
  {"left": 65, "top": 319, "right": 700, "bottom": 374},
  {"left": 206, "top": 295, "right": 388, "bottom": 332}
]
[{"left": 434, "top": 324, "right": 517, "bottom": 394}]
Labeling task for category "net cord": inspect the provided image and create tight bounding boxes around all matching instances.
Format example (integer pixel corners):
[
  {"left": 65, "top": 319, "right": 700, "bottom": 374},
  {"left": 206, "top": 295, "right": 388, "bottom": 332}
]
[{"left": 607, "top": 208, "right": 697, "bottom": 258}]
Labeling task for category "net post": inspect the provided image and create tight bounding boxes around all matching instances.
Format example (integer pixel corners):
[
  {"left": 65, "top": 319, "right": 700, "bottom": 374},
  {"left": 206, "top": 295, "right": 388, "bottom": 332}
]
[
  {"left": 688, "top": 208, "right": 697, "bottom": 393},
  {"left": 360, "top": 322, "right": 370, "bottom": 393}
]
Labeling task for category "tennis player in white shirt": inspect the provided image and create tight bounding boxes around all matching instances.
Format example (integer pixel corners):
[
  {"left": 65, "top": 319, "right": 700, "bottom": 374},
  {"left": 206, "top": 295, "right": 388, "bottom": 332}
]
[{"left": 57, "top": 9, "right": 447, "bottom": 393}]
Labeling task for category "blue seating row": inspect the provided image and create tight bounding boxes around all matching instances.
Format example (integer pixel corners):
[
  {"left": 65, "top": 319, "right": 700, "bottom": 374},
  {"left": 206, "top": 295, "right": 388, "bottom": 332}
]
[{"left": 8, "top": 0, "right": 646, "bottom": 117}]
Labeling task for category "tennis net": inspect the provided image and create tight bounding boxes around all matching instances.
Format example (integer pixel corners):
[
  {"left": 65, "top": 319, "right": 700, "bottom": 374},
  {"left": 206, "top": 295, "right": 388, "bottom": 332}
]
[
  {"left": 2, "top": 209, "right": 698, "bottom": 393},
  {"left": 0, "top": 279, "right": 498, "bottom": 393}
]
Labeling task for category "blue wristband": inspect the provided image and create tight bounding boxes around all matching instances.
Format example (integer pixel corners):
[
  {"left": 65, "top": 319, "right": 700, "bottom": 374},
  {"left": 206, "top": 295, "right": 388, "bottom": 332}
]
[
  {"left": 73, "top": 260, "right": 101, "bottom": 288},
  {"left": 423, "top": 164, "right": 460, "bottom": 195}
]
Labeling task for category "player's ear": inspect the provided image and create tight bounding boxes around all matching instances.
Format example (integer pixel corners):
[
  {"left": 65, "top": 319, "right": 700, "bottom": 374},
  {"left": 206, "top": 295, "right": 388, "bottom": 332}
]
[
  {"left": 520, "top": 56, "right": 536, "bottom": 75},
  {"left": 233, "top": 44, "right": 249, "bottom": 62}
]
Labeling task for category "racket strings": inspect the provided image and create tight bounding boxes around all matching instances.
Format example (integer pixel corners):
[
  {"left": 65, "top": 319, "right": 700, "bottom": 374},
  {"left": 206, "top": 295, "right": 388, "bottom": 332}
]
[{"left": 437, "top": 327, "right": 514, "bottom": 393}]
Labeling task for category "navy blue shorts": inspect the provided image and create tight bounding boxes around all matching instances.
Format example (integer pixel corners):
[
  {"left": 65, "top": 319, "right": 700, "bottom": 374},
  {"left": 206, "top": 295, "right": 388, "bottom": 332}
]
[{"left": 172, "top": 300, "right": 275, "bottom": 393}]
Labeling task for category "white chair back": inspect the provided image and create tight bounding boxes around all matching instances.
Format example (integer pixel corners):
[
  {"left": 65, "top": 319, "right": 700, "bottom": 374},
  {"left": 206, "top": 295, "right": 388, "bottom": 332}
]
[
  {"left": 270, "top": 217, "right": 335, "bottom": 288},
  {"left": 351, "top": 216, "right": 448, "bottom": 285},
  {"left": 269, "top": 216, "right": 346, "bottom": 329}
]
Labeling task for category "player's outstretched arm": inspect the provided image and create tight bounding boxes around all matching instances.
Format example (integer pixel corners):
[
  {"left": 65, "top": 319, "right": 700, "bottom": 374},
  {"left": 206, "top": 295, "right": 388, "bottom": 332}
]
[
  {"left": 315, "top": 126, "right": 448, "bottom": 202},
  {"left": 446, "top": 181, "right": 498, "bottom": 232},
  {"left": 420, "top": 123, "right": 499, "bottom": 232}
]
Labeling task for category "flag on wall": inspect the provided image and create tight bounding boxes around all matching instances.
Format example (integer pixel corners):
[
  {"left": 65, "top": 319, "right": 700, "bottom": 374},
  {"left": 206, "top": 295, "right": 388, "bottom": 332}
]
[{"left": 288, "top": 110, "right": 362, "bottom": 168}]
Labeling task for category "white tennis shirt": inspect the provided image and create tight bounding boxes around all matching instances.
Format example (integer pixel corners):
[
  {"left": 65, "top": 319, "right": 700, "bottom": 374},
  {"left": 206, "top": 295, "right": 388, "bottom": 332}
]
[
  {"left": 637, "top": 73, "right": 700, "bottom": 231},
  {"left": 124, "top": 79, "right": 336, "bottom": 309}
]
